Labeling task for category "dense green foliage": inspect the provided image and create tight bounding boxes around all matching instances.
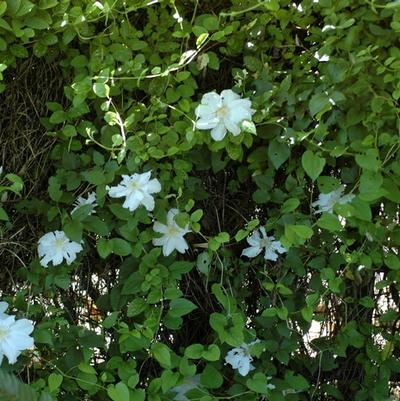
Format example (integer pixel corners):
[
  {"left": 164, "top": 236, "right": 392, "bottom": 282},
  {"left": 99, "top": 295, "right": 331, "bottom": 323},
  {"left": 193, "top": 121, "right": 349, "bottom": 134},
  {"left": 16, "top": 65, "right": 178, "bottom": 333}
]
[{"left": 1, "top": 0, "right": 400, "bottom": 400}]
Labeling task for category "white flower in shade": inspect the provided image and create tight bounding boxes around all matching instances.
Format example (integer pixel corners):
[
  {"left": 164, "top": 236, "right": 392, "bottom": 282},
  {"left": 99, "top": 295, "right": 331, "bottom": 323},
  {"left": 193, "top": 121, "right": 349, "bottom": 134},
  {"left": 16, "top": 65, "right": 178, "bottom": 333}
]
[
  {"left": 242, "top": 227, "right": 286, "bottom": 261},
  {"left": 152, "top": 209, "right": 191, "bottom": 256},
  {"left": 266, "top": 377, "right": 276, "bottom": 390},
  {"left": 38, "top": 230, "right": 83, "bottom": 267},
  {"left": 195, "top": 89, "right": 255, "bottom": 141},
  {"left": 0, "top": 302, "right": 8, "bottom": 319},
  {"left": 106, "top": 171, "right": 161, "bottom": 212},
  {"left": 170, "top": 375, "right": 201, "bottom": 401},
  {"left": 0, "top": 314, "right": 34, "bottom": 365},
  {"left": 71, "top": 191, "right": 97, "bottom": 215},
  {"left": 312, "top": 185, "right": 355, "bottom": 214},
  {"left": 225, "top": 340, "right": 260, "bottom": 377}
]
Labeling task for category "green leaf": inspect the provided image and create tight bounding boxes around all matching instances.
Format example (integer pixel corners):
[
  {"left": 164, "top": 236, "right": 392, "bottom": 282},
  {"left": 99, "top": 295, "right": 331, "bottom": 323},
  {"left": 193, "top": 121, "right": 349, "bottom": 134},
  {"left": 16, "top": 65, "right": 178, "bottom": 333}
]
[
  {"left": 161, "top": 370, "right": 179, "bottom": 393},
  {"left": 169, "top": 298, "right": 197, "bottom": 317},
  {"left": 48, "top": 373, "right": 63, "bottom": 393},
  {"left": 385, "top": 253, "right": 400, "bottom": 270},
  {"left": 281, "top": 198, "right": 300, "bottom": 213},
  {"left": 200, "top": 364, "right": 223, "bottom": 389},
  {"left": 355, "top": 149, "right": 381, "bottom": 172},
  {"left": 196, "top": 252, "right": 210, "bottom": 275},
  {"left": 48, "top": 177, "right": 62, "bottom": 201},
  {"left": 191, "top": 209, "right": 203, "bottom": 222},
  {"left": 39, "top": 0, "right": 58, "bottom": 9},
  {"left": 82, "top": 169, "right": 106, "bottom": 185},
  {"left": 63, "top": 220, "right": 83, "bottom": 242},
  {"left": 93, "top": 82, "right": 110, "bottom": 98},
  {"left": 0, "top": 207, "right": 9, "bottom": 221},
  {"left": 102, "top": 311, "right": 119, "bottom": 329},
  {"left": 285, "top": 371, "right": 310, "bottom": 391},
  {"left": 110, "top": 238, "right": 131, "bottom": 256},
  {"left": 268, "top": 140, "right": 290, "bottom": 169},
  {"left": 49, "top": 110, "right": 67, "bottom": 124},
  {"left": 246, "top": 372, "right": 270, "bottom": 394},
  {"left": 317, "top": 213, "right": 342, "bottom": 232},
  {"left": 309, "top": 93, "right": 332, "bottom": 117},
  {"left": 27, "top": 16, "right": 49, "bottom": 30},
  {"left": 0, "top": 369, "right": 39, "bottom": 401},
  {"left": 6, "top": 0, "right": 21, "bottom": 16},
  {"left": 302, "top": 150, "right": 325, "bottom": 181},
  {"left": 359, "top": 296, "right": 374, "bottom": 308},
  {"left": 284, "top": 224, "right": 313, "bottom": 246},
  {"left": 97, "top": 238, "right": 112, "bottom": 259},
  {"left": 185, "top": 343, "right": 204, "bottom": 359},
  {"left": 202, "top": 344, "right": 220, "bottom": 361},
  {"left": 152, "top": 342, "right": 172, "bottom": 367},
  {"left": 301, "top": 306, "right": 313, "bottom": 322},
  {"left": 0, "top": 3, "right": 7, "bottom": 16},
  {"left": 107, "top": 382, "right": 129, "bottom": 401}
]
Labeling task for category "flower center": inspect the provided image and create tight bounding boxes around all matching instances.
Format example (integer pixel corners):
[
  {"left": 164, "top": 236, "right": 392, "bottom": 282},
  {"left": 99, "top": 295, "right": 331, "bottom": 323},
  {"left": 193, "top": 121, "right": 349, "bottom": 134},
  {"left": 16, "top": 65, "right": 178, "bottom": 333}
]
[
  {"left": 0, "top": 327, "right": 9, "bottom": 340},
  {"left": 167, "top": 225, "right": 180, "bottom": 236},
  {"left": 260, "top": 238, "right": 271, "bottom": 248},
  {"left": 128, "top": 181, "right": 142, "bottom": 191},
  {"left": 54, "top": 238, "right": 67, "bottom": 249},
  {"left": 216, "top": 106, "right": 228, "bottom": 118}
]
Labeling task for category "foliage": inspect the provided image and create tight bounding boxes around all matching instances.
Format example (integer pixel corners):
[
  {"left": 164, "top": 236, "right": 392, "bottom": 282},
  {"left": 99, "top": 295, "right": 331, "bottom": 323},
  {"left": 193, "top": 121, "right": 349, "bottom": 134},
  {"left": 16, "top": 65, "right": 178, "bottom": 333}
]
[
  {"left": 1, "top": 0, "right": 400, "bottom": 400},
  {"left": 0, "top": 370, "right": 51, "bottom": 401}
]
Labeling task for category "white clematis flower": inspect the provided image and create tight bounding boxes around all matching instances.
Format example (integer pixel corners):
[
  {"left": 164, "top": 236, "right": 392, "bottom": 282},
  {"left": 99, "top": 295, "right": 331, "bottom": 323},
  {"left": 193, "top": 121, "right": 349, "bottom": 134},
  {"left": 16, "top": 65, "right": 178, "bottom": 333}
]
[
  {"left": 242, "top": 227, "right": 286, "bottom": 261},
  {"left": 195, "top": 89, "right": 255, "bottom": 141},
  {"left": 312, "top": 185, "right": 355, "bottom": 214},
  {"left": 170, "top": 374, "right": 201, "bottom": 401},
  {"left": 0, "top": 314, "right": 34, "bottom": 365},
  {"left": 225, "top": 340, "right": 260, "bottom": 377},
  {"left": 152, "top": 209, "right": 191, "bottom": 256},
  {"left": 106, "top": 171, "right": 161, "bottom": 212},
  {"left": 71, "top": 191, "right": 97, "bottom": 215},
  {"left": 38, "top": 230, "right": 83, "bottom": 267}
]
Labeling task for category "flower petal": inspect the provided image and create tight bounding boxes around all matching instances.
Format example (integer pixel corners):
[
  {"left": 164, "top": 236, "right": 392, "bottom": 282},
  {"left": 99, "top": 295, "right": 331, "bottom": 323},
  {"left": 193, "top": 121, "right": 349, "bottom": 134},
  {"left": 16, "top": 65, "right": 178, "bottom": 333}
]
[
  {"left": 242, "top": 245, "right": 262, "bottom": 258},
  {"left": 221, "top": 89, "right": 240, "bottom": 103},
  {"left": 163, "top": 237, "right": 177, "bottom": 256},
  {"left": 196, "top": 117, "right": 220, "bottom": 130},
  {"left": 264, "top": 248, "right": 278, "bottom": 261},
  {"left": 210, "top": 124, "right": 227, "bottom": 141},
  {"left": 224, "top": 118, "right": 241, "bottom": 136},
  {"left": 201, "top": 92, "right": 221, "bottom": 108},
  {"left": 141, "top": 193, "right": 155, "bottom": 211}
]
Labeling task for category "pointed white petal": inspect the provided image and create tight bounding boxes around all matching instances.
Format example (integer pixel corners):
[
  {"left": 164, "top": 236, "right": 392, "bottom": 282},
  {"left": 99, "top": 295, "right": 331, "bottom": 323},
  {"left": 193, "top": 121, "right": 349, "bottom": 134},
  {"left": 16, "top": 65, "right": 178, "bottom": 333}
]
[
  {"left": 145, "top": 178, "right": 161, "bottom": 194},
  {"left": 224, "top": 118, "right": 241, "bottom": 136},
  {"left": 196, "top": 117, "right": 219, "bottom": 130},
  {"left": 195, "top": 104, "right": 216, "bottom": 119},
  {"left": 210, "top": 124, "right": 227, "bottom": 141},
  {"left": 264, "top": 248, "right": 278, "bottom": 261},
  {"left": 174, "top": 237, "right": 189, "bottom": 254},
  {"left": 201, "top": 92, "right": 221, "bottom": 108},
  {"left": 163, "top": 237, "right": 177, "bottom": 256},
  {"left": 152, "top": 236, "right": 166, "bottom": 247},
  {"left": 153, "top": 222, "right": 168, "bottom": 234},
  {"left": 141, "top": 193, "right": 155, "bottom": 211},
  {"left": 242, "top": 246, "right": 262, "bottom": 258},
  {"left": 221, "top": 89, "right": 240, "bottom": 103},
  {"left": 107, "top": 185, "right": 128, "bottom": 198}
]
